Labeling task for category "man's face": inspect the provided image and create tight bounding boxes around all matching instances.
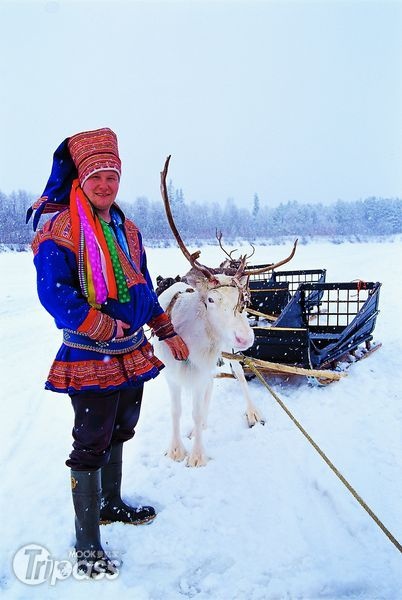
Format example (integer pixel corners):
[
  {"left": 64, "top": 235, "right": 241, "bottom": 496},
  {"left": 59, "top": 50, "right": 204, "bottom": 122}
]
[{"left": 82, "top": 170, "right": 120, "bottom": 217}]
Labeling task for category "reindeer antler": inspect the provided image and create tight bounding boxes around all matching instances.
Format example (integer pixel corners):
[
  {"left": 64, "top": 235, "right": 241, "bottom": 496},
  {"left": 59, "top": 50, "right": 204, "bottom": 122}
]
[
  {"left": 231, "top": 254, "right": 251, "bottom": 312},
  {"left": 160, "top": 156, "right": 297, "bottom": 282},
  {"left": 216, "top": 231, "right": 256, "bottom": 268},
  {"left": 216, "top": 229, "right": 238, "bottom": 262},
  {"left": 160, "top": 156, "right": 217, "bottom": 282},
  {"left": 244, "top": 239, "right": 298, "bottom": 275},
  {"left": 232, "top": 254, "right": 247, "bottom": 281},
  {"left": 245, "top": 243, "right": 256, "bottom": 260}
]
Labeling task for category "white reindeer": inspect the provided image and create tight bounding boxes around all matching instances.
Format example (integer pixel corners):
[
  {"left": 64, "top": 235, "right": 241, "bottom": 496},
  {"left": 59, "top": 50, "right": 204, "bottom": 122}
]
[
  {"left": 155, "top": 274, "right": 255, "bottom": 466},
  {"left": 156, "top": 156, "right": 297, "bottom": 466}
]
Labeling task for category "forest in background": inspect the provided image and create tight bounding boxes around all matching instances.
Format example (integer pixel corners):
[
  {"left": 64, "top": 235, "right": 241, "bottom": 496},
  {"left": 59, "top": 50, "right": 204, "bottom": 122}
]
[{"left": 1, "top": 185, "right": 401, "bottom": 248}]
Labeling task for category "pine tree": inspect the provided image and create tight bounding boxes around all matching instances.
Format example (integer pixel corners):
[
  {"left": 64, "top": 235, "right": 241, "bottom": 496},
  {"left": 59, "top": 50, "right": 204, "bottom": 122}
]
[{"left": 252, "top": 193, "right": 260, "bottom": 219}]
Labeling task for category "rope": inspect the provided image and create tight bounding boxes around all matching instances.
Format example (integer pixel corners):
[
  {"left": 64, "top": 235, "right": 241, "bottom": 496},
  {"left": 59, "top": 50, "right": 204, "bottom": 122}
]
[{"left": 242, "top": 357, "right": 402, "bottom": 554}]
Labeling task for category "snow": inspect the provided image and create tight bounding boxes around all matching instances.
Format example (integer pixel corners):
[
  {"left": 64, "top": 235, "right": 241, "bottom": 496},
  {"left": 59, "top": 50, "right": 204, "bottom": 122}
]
[{"left": 1, "top": 240, "right": 401, "bottom": 599}]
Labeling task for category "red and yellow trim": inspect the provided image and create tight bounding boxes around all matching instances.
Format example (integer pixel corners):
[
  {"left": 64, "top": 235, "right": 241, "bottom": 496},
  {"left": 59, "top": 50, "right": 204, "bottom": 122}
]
[
  {"left": 148, "top": 312, "right": 175, "bottom": 340},
  {"left": 46, "top": 340, "right": 164, "bottom": 392},
  {"left": 77, "top": 308, "right": 116, "bottom": 341}
]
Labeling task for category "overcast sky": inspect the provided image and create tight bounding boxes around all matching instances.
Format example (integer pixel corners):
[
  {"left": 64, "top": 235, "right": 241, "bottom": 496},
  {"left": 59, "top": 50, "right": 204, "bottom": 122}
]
[{"left": 1, "top": 0, "right": 401, "bottom": 207}]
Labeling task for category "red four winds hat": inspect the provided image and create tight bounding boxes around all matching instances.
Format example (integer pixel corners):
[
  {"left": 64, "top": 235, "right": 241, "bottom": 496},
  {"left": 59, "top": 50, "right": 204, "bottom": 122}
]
[{"left": 68, "top": 127, "right": 122, "bottom": 186}]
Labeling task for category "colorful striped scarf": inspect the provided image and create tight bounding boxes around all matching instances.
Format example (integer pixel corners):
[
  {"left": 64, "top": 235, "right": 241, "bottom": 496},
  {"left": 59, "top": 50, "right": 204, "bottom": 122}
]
[{"left": 69, "top": 179, "right": 130, "bottom": 307}]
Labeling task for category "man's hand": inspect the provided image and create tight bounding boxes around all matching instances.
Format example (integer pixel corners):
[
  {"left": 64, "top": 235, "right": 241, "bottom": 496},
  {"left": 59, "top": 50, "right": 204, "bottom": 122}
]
[
  {"left": 115, "top": 320, "right": 130, "bottom": 338},
  {"left": 164, "top": 334, "right": 189, "bottom": 361}
]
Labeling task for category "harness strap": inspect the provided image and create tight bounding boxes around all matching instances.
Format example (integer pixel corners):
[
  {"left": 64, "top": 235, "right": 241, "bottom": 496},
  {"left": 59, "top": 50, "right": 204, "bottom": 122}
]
[
  {"left": 164, "top": 282, "right": 248, "bottom": 318},
  {"left": 165, "top": 288, "right": 195, "bottom": 316}
]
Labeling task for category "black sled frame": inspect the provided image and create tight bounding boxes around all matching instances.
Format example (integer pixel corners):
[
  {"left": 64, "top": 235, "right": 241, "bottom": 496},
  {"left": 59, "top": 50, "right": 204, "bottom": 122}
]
[
  {"left": 247, "top": 268, "right": 327, "bottom": 317},
  {"left": 244, "top": 281, "right": 381, "bottom": 371}
]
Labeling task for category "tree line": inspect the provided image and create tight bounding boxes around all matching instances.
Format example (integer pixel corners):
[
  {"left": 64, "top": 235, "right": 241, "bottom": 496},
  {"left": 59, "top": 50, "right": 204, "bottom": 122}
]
[{"left": 1, "top": 186, "right": 401, "bottom": 248}]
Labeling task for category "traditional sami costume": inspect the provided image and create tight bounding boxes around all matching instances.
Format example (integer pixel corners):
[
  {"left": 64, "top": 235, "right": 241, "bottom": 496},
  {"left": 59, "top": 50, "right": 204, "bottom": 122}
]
[
  {"left": 27, "top": 128, "right": 175, "bottom": 394},
  {"left": 27, "top": 129, "right": 175, "bottom": 570}
]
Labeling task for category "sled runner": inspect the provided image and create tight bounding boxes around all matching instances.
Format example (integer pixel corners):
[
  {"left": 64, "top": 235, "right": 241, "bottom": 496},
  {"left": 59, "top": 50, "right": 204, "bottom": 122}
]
[{"left": 243, "top": 280, "right": 381, "bottom": 381}]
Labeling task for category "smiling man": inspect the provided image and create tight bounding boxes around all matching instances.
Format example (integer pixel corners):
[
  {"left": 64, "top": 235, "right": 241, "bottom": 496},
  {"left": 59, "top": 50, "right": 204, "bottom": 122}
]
[
  {"left": 27, "top": 128, "right": 188, "bottom": 577},
  {"left": 82, "top": 171, "right": 120, "bottom": 220}
]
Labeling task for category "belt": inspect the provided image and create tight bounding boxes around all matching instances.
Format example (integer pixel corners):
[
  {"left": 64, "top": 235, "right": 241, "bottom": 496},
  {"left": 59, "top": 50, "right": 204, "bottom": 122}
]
[{"left": 63, "top": 328, "right": 145, "bottom": 355}]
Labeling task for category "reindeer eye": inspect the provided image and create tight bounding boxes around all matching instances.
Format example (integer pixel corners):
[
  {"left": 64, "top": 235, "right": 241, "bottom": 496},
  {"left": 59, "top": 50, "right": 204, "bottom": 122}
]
[{"left": 208, "top": 297, "right": 215, "bottom": 303}]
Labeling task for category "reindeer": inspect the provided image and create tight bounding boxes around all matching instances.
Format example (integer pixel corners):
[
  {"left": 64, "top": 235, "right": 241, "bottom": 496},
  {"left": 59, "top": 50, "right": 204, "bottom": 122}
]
[
  {"left": 155, "top": 156, "right": 297, "bottom": 466},
  {"left": 155, "top": 274, "right": 266, "bottom": 430}
]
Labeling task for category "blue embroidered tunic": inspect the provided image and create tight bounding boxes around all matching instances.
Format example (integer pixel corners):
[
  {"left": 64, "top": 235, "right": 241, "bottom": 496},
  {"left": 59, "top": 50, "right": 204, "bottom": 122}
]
[{"left": 32, "top": 207, "right": 174, "bottom": 394}]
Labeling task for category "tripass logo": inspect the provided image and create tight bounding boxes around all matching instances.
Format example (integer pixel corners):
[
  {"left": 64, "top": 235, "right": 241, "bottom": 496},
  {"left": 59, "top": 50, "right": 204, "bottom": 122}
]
[{"left": 12, "top": 543, "right": 120, "bottom": 584}]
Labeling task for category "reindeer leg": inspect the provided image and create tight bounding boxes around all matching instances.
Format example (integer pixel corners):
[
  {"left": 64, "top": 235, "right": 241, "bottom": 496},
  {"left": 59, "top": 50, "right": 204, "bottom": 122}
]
[
  {"left": 166, "top": 381, "right": 187, "bottom": 461},
  {"left": 187, "top": 384, "right": 209, "bottom": 467},
  {"left": 201, "top": 380, "right": 213, "bottom": 429},
  {"left": 230, "top": 360, "right": 265, "bottom": 427},
  {"left": 187, "top": 380, "right": 213, "bottom": 439}
]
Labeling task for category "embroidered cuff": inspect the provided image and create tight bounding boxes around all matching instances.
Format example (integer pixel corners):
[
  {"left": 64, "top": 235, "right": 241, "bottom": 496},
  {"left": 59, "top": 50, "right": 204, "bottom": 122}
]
[
  {"left": 77, "top": 308, "right": 116, "bottom": 341},
  {"left": 148, "top": 312, "right": 176, "bottom": 340}
]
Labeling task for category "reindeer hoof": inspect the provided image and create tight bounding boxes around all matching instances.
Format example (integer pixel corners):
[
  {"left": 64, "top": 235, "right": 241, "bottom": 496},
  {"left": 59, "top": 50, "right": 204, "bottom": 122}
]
[
  {"left": 166, "top": 445, "right": 187, "bottom": 462},
  {"left": 246, "top": 412, "right": 266, "bottom": 428},
  {"left": 186, "top": 453, "right": 208, "bottom": 467}
]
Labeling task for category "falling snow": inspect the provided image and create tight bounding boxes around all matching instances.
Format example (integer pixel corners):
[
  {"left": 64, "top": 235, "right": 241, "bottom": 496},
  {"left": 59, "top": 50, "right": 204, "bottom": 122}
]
[{"left": 1, "top": 240, "right": 401, "bottom": 598}]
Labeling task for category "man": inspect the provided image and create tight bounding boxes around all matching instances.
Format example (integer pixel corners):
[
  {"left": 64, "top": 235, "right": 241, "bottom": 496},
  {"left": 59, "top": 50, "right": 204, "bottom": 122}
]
[{"left": 27, "top": 128, "right": 188, "bottom": 576}]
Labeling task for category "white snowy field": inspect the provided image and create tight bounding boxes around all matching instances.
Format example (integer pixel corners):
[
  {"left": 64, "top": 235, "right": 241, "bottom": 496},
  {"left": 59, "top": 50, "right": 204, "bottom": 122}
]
[{"left": 0, "top": 240, "right": 402, "bottom": 600}]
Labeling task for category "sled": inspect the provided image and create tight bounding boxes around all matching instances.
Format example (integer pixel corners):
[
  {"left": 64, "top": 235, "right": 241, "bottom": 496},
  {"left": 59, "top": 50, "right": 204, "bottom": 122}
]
[
  {"left": 242, "top": 280, "right": 382, "bottom": 383},
  {"left": 247, "top": 268, "right": 327, "bottom": 317}
]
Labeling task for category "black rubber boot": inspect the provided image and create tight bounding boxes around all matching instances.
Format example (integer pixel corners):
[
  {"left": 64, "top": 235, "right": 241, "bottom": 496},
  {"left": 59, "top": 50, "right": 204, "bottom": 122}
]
[
  {"left": 100, "top": 443, "right": 156, "bottom": 525},
  {"left": 71, "top": 469, "right": 118, "bottom": 577}
]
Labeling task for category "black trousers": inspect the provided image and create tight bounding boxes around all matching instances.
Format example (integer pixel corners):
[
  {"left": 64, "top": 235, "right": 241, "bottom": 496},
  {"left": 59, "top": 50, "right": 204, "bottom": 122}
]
[{"left": 66, "top": 385, "right": 143, "bottom": 470}]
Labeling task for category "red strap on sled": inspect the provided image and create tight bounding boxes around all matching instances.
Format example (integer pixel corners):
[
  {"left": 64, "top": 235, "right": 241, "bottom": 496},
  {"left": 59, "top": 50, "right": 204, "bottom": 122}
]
[{"left": 353, "top": 279, "right": 367, "bottom": 292}]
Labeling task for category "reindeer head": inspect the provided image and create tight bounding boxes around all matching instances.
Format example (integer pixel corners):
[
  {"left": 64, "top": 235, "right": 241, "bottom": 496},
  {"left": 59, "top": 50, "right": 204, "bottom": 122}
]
[
  {"left": 201, "top": 273, "right": 255, "bottom": 351},
  {"left": 182, "top": 260, "right": 250, "bottom": 316}
]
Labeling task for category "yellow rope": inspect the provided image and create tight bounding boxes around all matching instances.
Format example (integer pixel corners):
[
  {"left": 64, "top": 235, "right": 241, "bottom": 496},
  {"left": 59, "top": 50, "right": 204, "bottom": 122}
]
[{"left": 243, "top": 357, "right": 402, "bottom": 554}]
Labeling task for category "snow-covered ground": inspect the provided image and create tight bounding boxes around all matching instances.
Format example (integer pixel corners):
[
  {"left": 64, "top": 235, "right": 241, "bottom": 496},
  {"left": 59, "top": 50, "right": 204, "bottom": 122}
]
[{"left": 1, "top": 240, "right": 401, "bottom": 599}]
